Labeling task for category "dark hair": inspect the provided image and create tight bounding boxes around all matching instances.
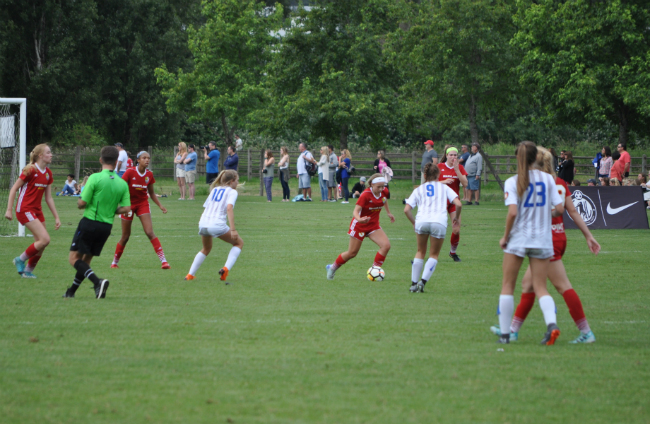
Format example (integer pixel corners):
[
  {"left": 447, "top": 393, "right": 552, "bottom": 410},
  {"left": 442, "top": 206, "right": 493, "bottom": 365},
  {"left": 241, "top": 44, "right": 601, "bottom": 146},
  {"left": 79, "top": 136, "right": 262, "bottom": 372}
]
[
  {"left": 612, "top": 151, "right": 621, "bottom": 161},
  {"left": 328, "top": 144, "right": 334, "bottom": 151},
  {"left": 515, "top": 141, "right": 538, "bottom": 197},
  {"left": 572, "top": 179, "right": 581, "bottom": 186},
  {"left": 618, "top": 143, "right": 627, "bottom": 150},
  {"left": 564, "top": 151, "right": 573, "bottom": 160},
  {"left": 600, "top": 177, "right": 610, "bottom": 186},
  {"left": 440, "top": 144, "right": 456, "bottom": 164},
  {"left": 68, "top": 174, "right": 75, "bottom": 178},
  {"left": 265, "top": 149, "right": 274, "bottom": 158},
  {"left": 423, "top": 162, "right": 440, "bottom": 182},
  {"left": 101, "top": 146, "right": 119, "bottom": 166},
  {"left": 603, "top": 146, "right": 611, "bottom": 157},
  {"left": 209, "top": 141, "right": 216, "bottom": 147},
  {"left": 227, "top": 145, "right": 235, "bottom": 152}
]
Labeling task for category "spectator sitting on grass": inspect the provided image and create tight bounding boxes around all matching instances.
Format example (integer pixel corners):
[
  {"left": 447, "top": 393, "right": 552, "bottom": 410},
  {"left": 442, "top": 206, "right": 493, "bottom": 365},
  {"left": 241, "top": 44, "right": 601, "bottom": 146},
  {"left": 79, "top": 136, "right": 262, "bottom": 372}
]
[
  {"left": 571, "top": 180, "right": 581, "bottom": 187},
  {"left": 351, "top": 177, "right": 367, "bottom": 198},
  {"left": 57, "top": 174, "right": 78, "bottom": 196}
]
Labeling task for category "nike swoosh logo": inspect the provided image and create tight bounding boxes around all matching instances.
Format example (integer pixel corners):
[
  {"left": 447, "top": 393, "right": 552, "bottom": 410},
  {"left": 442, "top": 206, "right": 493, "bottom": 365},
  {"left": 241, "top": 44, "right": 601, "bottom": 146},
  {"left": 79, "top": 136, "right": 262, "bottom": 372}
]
[{"left": 606, "top": 201, "right": 638, "bottom": 214}]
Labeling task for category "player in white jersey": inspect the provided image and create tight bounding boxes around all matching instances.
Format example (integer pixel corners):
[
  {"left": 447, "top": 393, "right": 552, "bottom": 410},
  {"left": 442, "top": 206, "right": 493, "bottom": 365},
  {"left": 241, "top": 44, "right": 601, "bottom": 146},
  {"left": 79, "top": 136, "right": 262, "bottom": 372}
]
[
  {"left": 404, "top": 162, "right": 462, "bottom": 293},
  {"left": 185, "top": 170, "right": 244, "bottom": 282},
  {"left": 497, "top": 141, "right": 565, "bottom": 345}
]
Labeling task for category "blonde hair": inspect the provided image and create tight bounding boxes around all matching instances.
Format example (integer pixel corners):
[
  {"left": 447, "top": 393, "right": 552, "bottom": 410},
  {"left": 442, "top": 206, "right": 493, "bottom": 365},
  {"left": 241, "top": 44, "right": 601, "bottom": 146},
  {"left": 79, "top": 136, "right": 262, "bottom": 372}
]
[
  {"left": 320, "top": 146, "right": 328, "bottom": 155},
  {"left": 80, "top": 175, "right": 89, "bottom": 187},
  {"left": 209, "top": 170, "right": 239, "bottom": 191},
  {"left": 341, "top": 149, "right": 351, "bottom": 160},
  {"left": 515, "top": 141, "right": 538, "bottom": 198},
  {"left": 22, "top": 143, "right": 49, "bottom": 176},
  {"left": 178, "top": 142, "right": 187, "bottom": 155},
  {"left": 535, "top": 146, "right": 556, "bottom": 178},
  {"left": 423, "top": 162, "right": 440, "bottom": 182},
  {"left": 367, "top": 173, "right": 384, "bottom": 186},
  {"left": 378, "top": 150, "right": 385, "bottom": 160}
]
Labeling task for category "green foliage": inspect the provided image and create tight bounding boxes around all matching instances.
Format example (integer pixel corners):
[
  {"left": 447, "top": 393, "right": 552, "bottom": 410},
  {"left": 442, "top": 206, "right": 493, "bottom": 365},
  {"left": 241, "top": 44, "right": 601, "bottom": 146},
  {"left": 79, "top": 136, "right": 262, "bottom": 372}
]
[{"left": 50, "top": 124, "right": 106, "bottom": 148}]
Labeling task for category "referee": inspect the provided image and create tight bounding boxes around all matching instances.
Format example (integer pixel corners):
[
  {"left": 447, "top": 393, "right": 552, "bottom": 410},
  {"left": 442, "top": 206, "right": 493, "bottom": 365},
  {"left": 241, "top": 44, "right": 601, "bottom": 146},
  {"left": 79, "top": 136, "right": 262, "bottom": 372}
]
[{"left": 63, "top": 146, "right": 131, "bottom": 299}]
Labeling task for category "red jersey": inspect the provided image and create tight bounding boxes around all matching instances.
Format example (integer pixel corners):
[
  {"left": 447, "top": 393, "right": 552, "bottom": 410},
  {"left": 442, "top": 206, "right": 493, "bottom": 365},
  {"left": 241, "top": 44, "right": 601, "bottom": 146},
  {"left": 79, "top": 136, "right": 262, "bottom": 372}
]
[
  {"left": 438, "top": 162, "right": 468, "bottom": 195},
  {"left": 122, "top": 167, "right": 155, "bottom": 206},
  {"left": 16, "top": 164, "right": 53, "bottom": 213},
  {"left": 552, "top": 177, "right": 571, "bottom": 242},
  {"left": 126, "top": 158, "right": 134, "bottom": 169},
  {"left": 355, "top": 187, "right": 390, "bottom": 226}
]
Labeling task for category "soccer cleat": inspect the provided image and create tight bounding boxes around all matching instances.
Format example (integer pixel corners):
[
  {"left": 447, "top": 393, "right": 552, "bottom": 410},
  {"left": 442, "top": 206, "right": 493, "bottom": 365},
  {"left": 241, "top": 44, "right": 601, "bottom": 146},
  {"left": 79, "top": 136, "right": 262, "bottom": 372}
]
[
  {"left": 326, "top": 264, "right": 335, "bottom": 280},
  {"left": 184, "top": 274, "right": 195, "bottom": 281},
  {"left": 490, "top": 325, "right": 518, "bottom": 342},
  {"left": 13, "top": 257, "right": 26, "bottom": 275},
  {"left": 63, "top": 288, "right": 75, "bottom": 298},
  {"left": 497, "top": 335, "right": 510, "bottom": 344},
  {"left": 410, "top": 281, "right": 425, "bottom": 293},
  {"left": 541, "top": 323, "right": 561, "bottom": 345},
  {"left": 22, "top": 271, "right": 37, "bottom": 279},
  {"left": 569, "top": 330, "right": 596, "bottom": 344},
  {"left": 219, "top": 267, "right": 229, "bottom": 281},
  {"left": 161, "top": 262, "right": 171, "bottom": 270},
  {"left": 94, "top": 279, "right": 109, "bottom": 299},
  {"left": 110, "top": 264, "right": 119, "bottom": 269},
  {"left": 449, "top": 253, "right": 461, "bottom": 262}
]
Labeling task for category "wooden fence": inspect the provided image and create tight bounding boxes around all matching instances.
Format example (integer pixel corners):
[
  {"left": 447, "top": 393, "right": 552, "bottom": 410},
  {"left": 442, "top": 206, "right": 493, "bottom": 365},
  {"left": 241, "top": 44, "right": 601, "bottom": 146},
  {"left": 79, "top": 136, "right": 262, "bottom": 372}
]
[{"left": 46, "top": 147, "right": 649, "bottom": 194}]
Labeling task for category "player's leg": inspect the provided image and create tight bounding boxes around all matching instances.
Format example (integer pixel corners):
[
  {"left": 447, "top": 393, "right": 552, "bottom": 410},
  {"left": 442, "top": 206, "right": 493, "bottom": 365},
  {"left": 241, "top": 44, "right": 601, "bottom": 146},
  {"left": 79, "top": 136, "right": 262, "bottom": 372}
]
[
  {"left": 497, "top": 252, "right": 524, "bottom": 342},
  {"left": 327, "top": 236, "right": 363, "bottom": 280},
  {"left": 23, "top": 218, "right": 47, "bottom": 278},
  {"left": 491, "top": 265, "right": 535, "bottom": 340},
  {"left": 111, "top": 216, "right": 133, "bottom": 268},
  {"left": 421, "top": 234, "right": 444, "bottom": 283},
  {"left": 530, "top": 256, "right": 560, "bottom": 345},
  {"left": 139, "top": 212, "right": 169, "bottom": 268},
  {"left": 14, "top": 219, "right": 50, "bottom": 275},
  {"left": 216, "top": 229, "right": 244, "bottom": 281},
  {"left": 411, "top": 232, "right": 428, "bottom": 288},
  {"left": 367, "top": 229, "right": 390, "bottom": 268},
  {"left": 547, "top": 260, "right": 595, "bottom": 343},
  {"left": 65, "top": 219, "right": 112, "bottom": 299},
  {"left": 449, "top": 210, "right": 461, "bottom": 261},
  {"left": 186, "top": 235, "right": 213, "bottom": 280}
]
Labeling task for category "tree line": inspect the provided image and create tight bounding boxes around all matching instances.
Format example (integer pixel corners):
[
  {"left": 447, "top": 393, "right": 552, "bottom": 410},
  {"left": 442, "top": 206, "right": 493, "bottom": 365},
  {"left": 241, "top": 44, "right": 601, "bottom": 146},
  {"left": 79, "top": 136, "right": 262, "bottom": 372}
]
[{"left": 2, "top": 0, "right": 649, "bottom": 151}]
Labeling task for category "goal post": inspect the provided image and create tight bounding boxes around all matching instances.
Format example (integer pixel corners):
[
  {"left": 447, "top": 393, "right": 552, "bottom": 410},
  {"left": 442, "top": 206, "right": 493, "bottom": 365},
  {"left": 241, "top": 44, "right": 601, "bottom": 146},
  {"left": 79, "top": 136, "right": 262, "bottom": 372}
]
[{"left": 0, "top": 98, "right": 27, "bottom": 236}]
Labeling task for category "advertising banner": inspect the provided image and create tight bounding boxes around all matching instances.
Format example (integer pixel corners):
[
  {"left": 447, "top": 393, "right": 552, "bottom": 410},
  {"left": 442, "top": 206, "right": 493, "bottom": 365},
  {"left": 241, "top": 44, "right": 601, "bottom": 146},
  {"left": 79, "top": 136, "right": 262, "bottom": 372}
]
[{"left": 564, "top": 186, "right": 649, "bottom": 230}]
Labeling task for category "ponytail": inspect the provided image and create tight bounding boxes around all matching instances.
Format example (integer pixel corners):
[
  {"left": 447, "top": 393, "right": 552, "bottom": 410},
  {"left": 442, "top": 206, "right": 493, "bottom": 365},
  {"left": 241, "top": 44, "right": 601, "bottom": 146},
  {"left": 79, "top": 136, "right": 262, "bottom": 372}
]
[
  {"left": 535, "top": 146, "right": 555, "bottom": 177},
  {"left": 423, "top": 162, "right": 440, "bottom": 182},
  {"left": 209, "top": 170, "right": 238, "bottom": 191},
  {"left": 21, "top": 143, "right": 49, "bottom": 176},
  {"left": 515, "top": 141, "right": 538, "bottom": 198}
]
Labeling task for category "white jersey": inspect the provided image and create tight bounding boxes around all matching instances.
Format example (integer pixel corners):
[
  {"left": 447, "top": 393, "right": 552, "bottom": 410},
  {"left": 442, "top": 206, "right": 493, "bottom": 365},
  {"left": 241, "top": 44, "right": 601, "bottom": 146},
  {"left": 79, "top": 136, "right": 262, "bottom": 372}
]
[
  {"left": 405, "top": 181, "right": 458, "bottom": 227},
  {"left": 198, "top": 186, "right": 238, "bottom": 228},
  {"left": 504, "top": 170, "right": 563, "bottom": 249}
]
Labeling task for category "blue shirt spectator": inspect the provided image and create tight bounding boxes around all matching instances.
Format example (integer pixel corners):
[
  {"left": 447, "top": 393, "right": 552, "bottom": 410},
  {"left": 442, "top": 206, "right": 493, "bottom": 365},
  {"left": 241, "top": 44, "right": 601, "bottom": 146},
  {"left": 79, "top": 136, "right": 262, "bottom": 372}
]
[
  {"left": 205, "top": 143, "right": 220, "bottom": 174},
  {"left": 224, "top": 146, "right": 239, "bottom": 171},
  {"left": 185, "top": 151, "right": 198, "bottom": 171},
  {"left": 341, "top": 157, "right": 351, "bottom": 179}
]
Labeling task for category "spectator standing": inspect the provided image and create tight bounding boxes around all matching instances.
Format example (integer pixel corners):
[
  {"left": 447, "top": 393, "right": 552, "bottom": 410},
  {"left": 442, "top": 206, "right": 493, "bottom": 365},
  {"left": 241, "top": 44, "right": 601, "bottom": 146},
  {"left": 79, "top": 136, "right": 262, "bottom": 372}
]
[
  {"left": 549, "top": 148, "right": 559, "bottom": 173},
  {"left": 557, "top": 150, "right": 566, "bottom": 173},
  {"left": 174, "top": 142, "right": 188, "bottom": 200},
  {"left": 459, "top": 144, "right": 471, "bottom": 201},
  {"left": 224, "top": 145, "right": 239, "bottom": 171},
  {"left": 421, "top": 140, "right": 439, "bottom": 184},
  {"left": 617, "top": 143, "right": 631, "bottom": 177},
  {"left": 339, "top": 149, "right": 352, "bottom": 203},
  {"left": 57, "top": 174, "right": 78, "bottom": 196},
  {"left": 317, "top": 146, "right": 330, "bottom": 202},
  {"left": 558, "top": 151, "right": 574, "bottom": 185},
  {"left": 592, "top": 149, "right": 603, "bottom": 180},
  {"left": 374, "top": 150, "right": 392, "bottom": 198},
  {"left": 204, "top": 141, "right": 221, "bottom": 185},
  {"left": 234, "top": 134, "right": 243, "bottom": 151},
  {"left": 278, "top": 147, "right": 290, "bottom": 202},
  {"left": 263, "top": 150, "right": 275, "bottom": 202},
  {"left": 610, "top": 151, "right": 625, "bottom": 183},
  {"left": 464, "top": 143, "right": 483, "bottom": 205},
  {"left": 351, "top": 176, "right": 367, "bottom": 198},
  {"left": 328, "top": 145, "right": 338, "bottom": 201},
  {"left": 184, "top": 145, "right": 198, "bottom": 200},
  {"left": 297, "top": 143, "right": 317, "bottom": 201},
  {"left": 115, "top": 143, "right": 128, "bottom": 177},
  {"left": 598, "top": 146, "right": 612, "bottom": 182}
]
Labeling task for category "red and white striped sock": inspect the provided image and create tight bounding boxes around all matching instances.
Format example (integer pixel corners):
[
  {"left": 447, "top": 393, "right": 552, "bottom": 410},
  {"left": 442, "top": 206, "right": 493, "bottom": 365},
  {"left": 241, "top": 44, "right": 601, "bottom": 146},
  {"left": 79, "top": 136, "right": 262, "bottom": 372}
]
[
  {"left": 330, "top": 254, "right": 347, "bottom": 271},
  {"left": 112, "top": 243, "right": 125, "bottom": 265},
  {"left": 511, "top": 292, "right": 536, "bottom": 333},
  {"left": 373, "top": 252, "right": 386, "bottom": 267},
  {"left": 19, "top": 243, "right": 39, "bottom": 261},
  {"left": 150, "top": 237, "right": 167, "bottom": 263},
  {"left": 563, "top": 289, "right": 591, "bottom": 334},
  {"left": 25, "top": 253, "right": 42, "bottom": 273},
  {"left": 450, "top": 233, "right": 459, "bottom": 254}
]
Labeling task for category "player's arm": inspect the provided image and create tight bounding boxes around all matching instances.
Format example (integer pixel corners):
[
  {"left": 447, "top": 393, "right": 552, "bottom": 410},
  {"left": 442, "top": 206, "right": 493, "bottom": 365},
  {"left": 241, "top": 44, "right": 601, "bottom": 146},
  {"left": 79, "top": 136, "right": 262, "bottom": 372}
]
[
  {"left": 451, "top": 197, "right": 462, "bottom": 223},
  {"left": 147, "top": 184, "right": 167, "bottom": 214},
  {"left": 226, "top": 204, "right": 238, "bottom": 238},
  {"left": 565, "top": 196, "right": 600, "bottom": 255},
  {"left": 455, "top": 165, "right": 468, "bottom": 187},
  {"left": 500, "top": 204, "right": 518, "bottom": 249},
  {"left": 4, "top": 178, "right": 26, "bottom": 220},
  {"left": 43, "top": 184, "right": 61, "bottom": 230},
  {"left": 383, "top": 198, "right": 395, "bottom": 223},
  {"left": 404, "top": 203, "right": 415, "bottom": 226},
  {"left": 353, "top": 204, "right": 369, "bottom": 223}
]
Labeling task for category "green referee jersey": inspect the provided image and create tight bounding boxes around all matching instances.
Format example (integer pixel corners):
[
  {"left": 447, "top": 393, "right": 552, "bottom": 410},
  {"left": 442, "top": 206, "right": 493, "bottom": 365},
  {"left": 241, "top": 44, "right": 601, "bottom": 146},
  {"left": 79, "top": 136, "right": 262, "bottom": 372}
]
[{"left": 80, "top": 169, "right": 130, "bottom": 224}]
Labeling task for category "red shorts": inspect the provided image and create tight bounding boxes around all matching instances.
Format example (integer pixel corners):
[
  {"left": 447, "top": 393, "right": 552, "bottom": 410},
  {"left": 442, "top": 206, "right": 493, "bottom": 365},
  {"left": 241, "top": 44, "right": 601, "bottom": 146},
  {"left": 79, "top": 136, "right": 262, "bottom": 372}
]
[
  {"left": 551, "top": 238, "right": 567, "bottom": 262},
  {"left": 16, "top": 209, "right": 44, "bottom": 225},
  {"left": 348, "top": 218, "right": 381, "bottom": 241},
  {"left": 120, "top": 203, "right": 151, "bottom": 221}
]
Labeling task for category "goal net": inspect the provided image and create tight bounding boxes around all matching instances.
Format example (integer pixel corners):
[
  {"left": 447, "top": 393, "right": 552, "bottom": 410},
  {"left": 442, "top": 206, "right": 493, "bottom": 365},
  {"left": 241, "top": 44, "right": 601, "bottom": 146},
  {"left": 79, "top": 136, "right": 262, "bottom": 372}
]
[{"left": 0, "top": 99, "right": 26, "bottom": 236}]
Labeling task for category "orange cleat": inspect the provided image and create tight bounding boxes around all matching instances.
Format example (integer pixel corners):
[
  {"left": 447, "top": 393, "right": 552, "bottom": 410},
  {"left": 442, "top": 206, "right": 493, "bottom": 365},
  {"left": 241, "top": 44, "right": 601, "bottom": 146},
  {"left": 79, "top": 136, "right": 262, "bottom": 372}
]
[
  {"left": 110, "top": 264, "right": 119, "bottom": 269},
  {"left": 219, "top": 267, "right": 229, "bottom": 281},
  {"left": 184, "top": 274, "right": 195, "bottom": 281},
  {"left": 161, "top": 262, "right": 171, "bottom": 270}
]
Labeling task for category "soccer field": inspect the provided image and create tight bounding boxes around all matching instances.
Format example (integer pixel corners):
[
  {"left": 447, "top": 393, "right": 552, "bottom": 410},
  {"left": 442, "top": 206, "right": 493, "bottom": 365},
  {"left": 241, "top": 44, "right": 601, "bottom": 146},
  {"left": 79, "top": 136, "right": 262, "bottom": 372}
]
[{"left": 1, "top": 179, "right": 648, "bottom": 423}]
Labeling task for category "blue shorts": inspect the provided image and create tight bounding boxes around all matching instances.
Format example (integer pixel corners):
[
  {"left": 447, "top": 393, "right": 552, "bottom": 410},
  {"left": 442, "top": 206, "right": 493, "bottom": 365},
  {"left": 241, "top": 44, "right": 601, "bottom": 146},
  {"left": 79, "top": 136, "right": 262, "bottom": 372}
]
[
  {"left": 298, "top": 173, "right": 311, "bottom": 189},
  {"left": 467, "top": 176, "right": 480, "bottom": 191}
]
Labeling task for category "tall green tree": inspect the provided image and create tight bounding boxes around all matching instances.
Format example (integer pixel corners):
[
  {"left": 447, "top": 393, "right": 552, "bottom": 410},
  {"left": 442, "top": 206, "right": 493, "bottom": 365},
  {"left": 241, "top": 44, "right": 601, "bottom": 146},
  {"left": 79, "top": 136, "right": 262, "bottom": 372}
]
[
  {"left": 156, "top": 0, "right": 283, "bottom": 146},
  {"left": 513, "top": 0, "right": 650, "bottom": 146},
  {"left": 389, "top": 0, "right": 520, "bottom": 145}
]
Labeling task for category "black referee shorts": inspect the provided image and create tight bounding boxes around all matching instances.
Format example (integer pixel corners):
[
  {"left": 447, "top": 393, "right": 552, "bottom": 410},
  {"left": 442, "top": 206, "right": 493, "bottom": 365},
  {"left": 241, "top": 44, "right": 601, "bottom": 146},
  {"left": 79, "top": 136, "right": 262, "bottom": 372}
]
[{"left": 70, "top": 217, "right": 113, "bottom": 257}]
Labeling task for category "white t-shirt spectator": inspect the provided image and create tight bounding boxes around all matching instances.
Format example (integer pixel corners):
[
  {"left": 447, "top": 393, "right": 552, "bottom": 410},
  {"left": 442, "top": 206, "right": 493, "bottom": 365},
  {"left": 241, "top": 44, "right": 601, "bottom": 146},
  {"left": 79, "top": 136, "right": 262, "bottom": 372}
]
[
  {"left": 297, "top": 151, "right": 314, "bottom": 175},
  {"left": 64, "top": 179, "right": 77, "bottom": 190},
  {"left": 117, "top": 150, "right": 128, "bottom": 173},
  {"left": 235, "top": 137, "right": 243, "bottom": 151},
  {"left": 405, "top": 181, "right": 458, "bottom": 226},
  {"left": 199, "top": 186, "right": 238, "bottom": 228}
]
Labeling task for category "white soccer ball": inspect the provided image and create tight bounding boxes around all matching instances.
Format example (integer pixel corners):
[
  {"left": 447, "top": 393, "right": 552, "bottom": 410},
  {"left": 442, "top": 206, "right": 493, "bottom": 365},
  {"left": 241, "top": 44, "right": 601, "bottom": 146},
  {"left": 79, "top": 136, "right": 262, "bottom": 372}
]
[{"left": 367, "top": 266, "right": 385, "bottom": 282}]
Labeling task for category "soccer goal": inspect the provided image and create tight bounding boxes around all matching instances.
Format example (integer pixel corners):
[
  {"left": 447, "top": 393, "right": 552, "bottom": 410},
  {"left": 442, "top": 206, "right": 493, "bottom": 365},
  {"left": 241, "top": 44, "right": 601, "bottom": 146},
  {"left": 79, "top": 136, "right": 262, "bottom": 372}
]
[{"left": 0, "top": 98, "right": 27, "bottom": 236}]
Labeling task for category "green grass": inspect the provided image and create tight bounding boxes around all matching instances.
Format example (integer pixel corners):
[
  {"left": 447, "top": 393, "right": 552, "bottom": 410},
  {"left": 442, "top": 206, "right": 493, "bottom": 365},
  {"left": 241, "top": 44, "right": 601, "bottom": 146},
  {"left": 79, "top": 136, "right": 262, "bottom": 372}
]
[{"left": 1, "top": 178, "right": 649, "bottom": 423}]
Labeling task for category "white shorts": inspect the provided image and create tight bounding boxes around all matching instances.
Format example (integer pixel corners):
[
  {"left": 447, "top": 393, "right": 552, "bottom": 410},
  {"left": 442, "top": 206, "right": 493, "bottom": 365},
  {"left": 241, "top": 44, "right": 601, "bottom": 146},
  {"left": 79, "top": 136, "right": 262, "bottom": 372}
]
[
  {"left": 503, "top": 247, "right": 554, "bottom": 259},
  {"left": 176, "top": 168, "right": 186, "bottom": 178},
  {"left": 199, "top": 225, "right": 230, "bottom": 238},
  {"left": 414, "top": 222, "right": 447, "bottom": 239},
  {"left": 298, "top": 173, "right": 311, "bottom": 189}
]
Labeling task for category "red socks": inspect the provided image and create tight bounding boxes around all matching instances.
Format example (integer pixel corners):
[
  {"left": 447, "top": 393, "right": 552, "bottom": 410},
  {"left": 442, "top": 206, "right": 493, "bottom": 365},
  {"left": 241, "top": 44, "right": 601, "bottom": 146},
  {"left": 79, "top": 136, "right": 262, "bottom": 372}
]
[
  {"left": 112, "top": 243, "right": 125, "bottom": 265},
  {"left": 20, "top": 243, "right": 39, "bottom": 261},
  {"left": 511, "top": 292, "right": 536, "bottom": 333},
  {"left": 331, "top": 254, "right": 347, "bottom": 271},
  {"left": 24, "top": 253, "right": 42, "bottom": 272},
  {"left": 450, "top": 233, "right": 459, "bottom": 253},
  {"left": 151, "top": 237, "right": 167, "bottom": 263},
  {"left": 373, "top": 252, "right": 386, "bottom": 267},
  {"left": 563, "top": 289, "right": 591, "bottom": 333}
]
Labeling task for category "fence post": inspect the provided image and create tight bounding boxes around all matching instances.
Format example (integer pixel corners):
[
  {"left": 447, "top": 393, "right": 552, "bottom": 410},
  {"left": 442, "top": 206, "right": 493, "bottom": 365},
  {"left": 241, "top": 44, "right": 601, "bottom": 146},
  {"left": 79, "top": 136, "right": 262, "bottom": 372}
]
[
  {"left": 412, "top": 151, "right": 416, "bottom": 184},
  {"left": 643, "top": 155, "right": 647, "bottom": 175},
  {"left": 259, "top": 149, "right": 264, "bottom": 196},
  {"left": 247, "top": 148, "right": 252, "bottom": 181},
  {"left": 74, "top": 146, "right": 81, "bottom": 182},
  {"left": 147, "top": 146, "right": 153, "bottom": 171}
]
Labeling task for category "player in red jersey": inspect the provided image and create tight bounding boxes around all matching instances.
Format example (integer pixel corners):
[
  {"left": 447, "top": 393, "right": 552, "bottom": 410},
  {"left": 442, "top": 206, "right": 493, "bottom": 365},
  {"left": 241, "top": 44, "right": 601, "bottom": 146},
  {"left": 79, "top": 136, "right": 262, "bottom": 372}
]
[
  {"left": 491, "top": 147, "right": 601, "bottom": 343},
  {"left": 326, "top": 173, "right": 395, "bottom": 280},
  {"left": 110, "top": 151, "right": 170, "bottom": 269},
  {"left": 126, "top": 157, "right": 134, "bottom": 170},
  {"left": 437, "top": 146, "right": 468, "bottom": 262},
  {"left": 4, "top": 144, "right": 61, "bottom": 278}
]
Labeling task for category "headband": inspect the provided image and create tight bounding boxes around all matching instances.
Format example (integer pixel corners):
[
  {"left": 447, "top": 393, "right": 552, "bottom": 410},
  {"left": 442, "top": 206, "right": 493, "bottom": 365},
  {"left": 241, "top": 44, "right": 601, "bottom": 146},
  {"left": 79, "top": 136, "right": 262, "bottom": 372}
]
[
  {"left": 371, "top": 177, "right": 386, "bottom": 184},
  {"left": 446, "top": 147, "right": 458, "bottom": 155},
  {"left": 137, "top": 151, "right": 148, "bottom": 159}
]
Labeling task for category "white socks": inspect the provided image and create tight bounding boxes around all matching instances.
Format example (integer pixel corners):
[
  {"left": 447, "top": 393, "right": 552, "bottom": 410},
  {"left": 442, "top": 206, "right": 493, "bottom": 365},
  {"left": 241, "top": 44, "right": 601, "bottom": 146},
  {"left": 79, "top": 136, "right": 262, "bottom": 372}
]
[
  {"left": 224, "top": 247, "right": 241, "bottom": 270},
  {"left": 411, "top": 259, "right": 423, "bottom": 283},
  {"left": 538, "top": 295, "right": 557, "bottom": 326},
  {"left": 498, "top": 295, "right": 514, "bottom": 335},
  {"left": 189, "top": 252, "right": 206, "bottom": 276},
  {"left": 421, "top": 258, "right": 438, "bottom": 282}
]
